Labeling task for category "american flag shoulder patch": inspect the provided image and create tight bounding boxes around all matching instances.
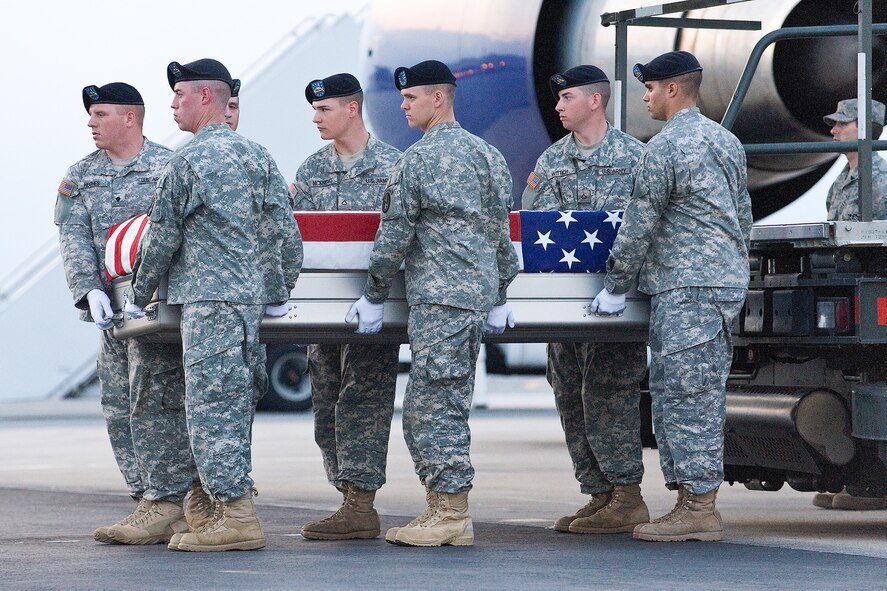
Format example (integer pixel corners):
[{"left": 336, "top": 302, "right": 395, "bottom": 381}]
[
  {"left": 289, "top": 182, "right": 299, "bottom": 198},
  {"left": 58, "top": 179, "right": 75, "bottom": 197},
  {"left": 526, "top": 171, "right": 541, "bottom": 191}
]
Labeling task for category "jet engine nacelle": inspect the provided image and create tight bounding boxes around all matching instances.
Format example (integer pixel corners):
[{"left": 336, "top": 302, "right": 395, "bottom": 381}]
[{"left": 361, "top": 0, "right": 887, "bottom": 218}]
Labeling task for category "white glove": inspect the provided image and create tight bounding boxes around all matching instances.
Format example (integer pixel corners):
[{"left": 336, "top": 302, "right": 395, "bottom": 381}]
[
  {"left": 265, "top": 303, "right": 292, "bottom": 317},
  {"left": 124, "top": 297, "right": 146, "bottom": 320},
  {"left": 86, "top": 289, "right": 114, "bottom": 330},
  {"left": 591, "top": 288, "right": 626, "bottom": 317},
  {"left": 485, "top": 304, "right": 515, "bottom": 335},
  {"left": 345, "top": 296, "right": 384, "bottom": 334}
]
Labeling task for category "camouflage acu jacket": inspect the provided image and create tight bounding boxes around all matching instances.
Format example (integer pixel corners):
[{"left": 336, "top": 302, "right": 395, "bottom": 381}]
[
  {"left": 131, "top": 124, "right": 302, "bottom": 306},
  {"left": 365, "top": 121, "right": 519, "bottom": 310},
  {"left": 55, "top": 138, "right": 170, "bottom": 321},
  {"left": 605, "top": 107, "right": 752, "bottom": 295}
]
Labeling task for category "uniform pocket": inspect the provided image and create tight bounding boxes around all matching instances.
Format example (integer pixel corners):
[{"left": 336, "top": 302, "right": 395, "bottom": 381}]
[
  {"left": 54, "top": 196, "right": 75, "bottom": 224},
  {"left": 184, "top": 331, "right": 244, "bottom": 367},
  {"left": 184, "top": 331, "right": 246, "bottom": 397},
  {"left": 156, "top": 363, "right": 186, "bottom": 411},
  {"left": 414, "top": 326, "right": 474, "bottom": 384},
  {"left": 661, "top": 318, "right": 722, "bottom": 356}
]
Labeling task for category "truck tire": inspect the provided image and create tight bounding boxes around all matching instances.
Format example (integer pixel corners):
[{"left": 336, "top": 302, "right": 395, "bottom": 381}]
[{"left": 260, "top": 344, "right": 312, "bottom": 412}]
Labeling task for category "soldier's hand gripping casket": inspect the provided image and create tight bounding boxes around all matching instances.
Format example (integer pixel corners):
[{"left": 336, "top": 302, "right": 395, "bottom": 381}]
[{"left": 345, "top": 296, "right": 384, "bottom": 334}]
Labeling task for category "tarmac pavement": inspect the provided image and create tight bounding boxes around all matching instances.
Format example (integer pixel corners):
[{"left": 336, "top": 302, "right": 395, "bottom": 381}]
[{"left": 1, "top": 376, "right": 885, "bottom": 590}]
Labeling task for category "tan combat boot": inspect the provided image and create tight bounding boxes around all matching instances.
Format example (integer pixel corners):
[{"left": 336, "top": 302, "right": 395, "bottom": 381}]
[
  {"left": 185, "top": 480, "right": 215, "bottom": 529},
  {"left": 831, "top": 489, "right": 887, "bottom": 510},
  {"left": 94, "top": 498, "right": 152, "bottom": 544},
  {"left": 393, "top": 491, "right": 474, "bottom": 547},
  {"left": 653, "top": 486, "right": 688, "bottom": 522},
  {"left": 106, "top": 500, "right": 189, "bottom": 545},
  {"left": 633, "top": 488, "right": 722, "bottom": 542},
  {"left": 301, "top": 483, "right": 381, "bottom": 540},
  {"left": 175, "top": 489, "right": 265, "bottom": 552},
  {"left": 812, "top": 492, "right": 836, "bottom": 509},
  {"left": 385, "top": 489, "right": 437, "bottom": 544},
  {"left": 168, "top": 481, "right": 218, "bottom": 551},
  {"left": 568, "top": 484, "right": 649, "bottom": 534},
  {"left": 554, "top": 491, "right": 613, "bottom": 532}
]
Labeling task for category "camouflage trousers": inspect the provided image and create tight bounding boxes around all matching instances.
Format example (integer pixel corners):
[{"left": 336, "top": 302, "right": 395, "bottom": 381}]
[
  {"left": 648, "top": 287, "right": 746, "bottom": 495},
  {"left": 309, "top": 343, "right": 399, "bottom": 491},
  {"left": 128, "top": 339, "right": 197, "bottom": 502},
  {"left": 181, "top": 301, "right": 265, "bottom": 501},
  {"left": 404, "top": 304, "right": 485, "bottom": 493},
  {"left": 97, "top": 331, "right": 143, "bottom": 497},
  {"left": 547, "top": 341, "right": 646, "bottom": 495}
]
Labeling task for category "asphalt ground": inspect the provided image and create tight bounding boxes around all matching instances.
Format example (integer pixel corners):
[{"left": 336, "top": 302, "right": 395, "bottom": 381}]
[
  {"left": 2, "top": 488, "right": 885, "bottom": 591},
  {"left": 2, "top": 376, "right": 886, "bottom": 590}
]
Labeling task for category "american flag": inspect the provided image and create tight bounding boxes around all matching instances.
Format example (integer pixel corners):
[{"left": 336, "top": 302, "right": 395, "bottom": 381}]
[
  {"left": 105, "top": 213, "right": 149, "bottom": 280},
  {"left": 105, "top": 210, "right": 622, "bottom": 277},
  {"left": 514, "top": 210, "right": 623, "bottom": 273}
]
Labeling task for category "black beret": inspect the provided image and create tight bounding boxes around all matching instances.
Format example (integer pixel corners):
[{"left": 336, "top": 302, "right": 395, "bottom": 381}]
[
  {"left": 231, "top": 79, "right": 241, "bottom": 98},
  {"left": 394, "top": 60, "right": 456, "bottom": 90},
  {"left": 304, "top": 73, "right": 362, "bottom": 104},
  {"left": 167, "top": 58, "right": 233, "bottom": 90},
  {"left": 82, "top": 82, "right": 144, "bottom": 114},
  {"left": 549, "top": 65, "right": 609, "bottom": 98},
  {"left": 633, "top": 51, "right": 702, "bottom": 83}
]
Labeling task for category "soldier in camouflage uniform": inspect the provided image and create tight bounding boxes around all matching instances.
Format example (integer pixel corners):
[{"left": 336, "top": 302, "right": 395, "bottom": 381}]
[
  {"left": 813, "top": 98, "right": 887, "bottom": 511},
  {"left": 126, "top": 59, "right": 303, "bottom": 552},
  {"left": 292, "top": 74, "right": 401, "bottom": 541},
  {"left": 823, "top": 98, "right": 887, "bottom": 222},
  {"left": 348, "top": 60, "right": 519, "bottom": 547},
  {"left": 523, "top": 66, "right": 649, "bottom": 535},
  {"left": 598, "top": 52, "right": 752, "bottom": 542},
  {"left": 55, "top": 83, "right": 195, "bottom": 545},
  {"left": 225, "top": 78, "right": 240, "bottom": 131}
]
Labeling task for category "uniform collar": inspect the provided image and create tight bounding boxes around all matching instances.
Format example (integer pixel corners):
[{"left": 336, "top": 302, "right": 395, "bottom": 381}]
[
  {"left": 325, "top": 135, "right": 378, "bottom": 175},
  {"left": 194, "top": 122, "right": 230, "bottom": 137},
  {"left": 424, "top": 121, "right": 461, "bottom": 138},
  {"left": 90, "top": 137, "right": 153, "bottom": 176},
  {"left": 566, "top": 123, "right": 616, "bottom": 165}
]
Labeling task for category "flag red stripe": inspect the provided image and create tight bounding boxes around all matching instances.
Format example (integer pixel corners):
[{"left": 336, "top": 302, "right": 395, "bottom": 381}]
[
  {"left": 113, "top": 216, "right": 138, "bottom": 278},
  {"left": 294, "top": 210, "right": 523, "bottom": 241},
  {"left": 295, "top": 211, "right": 380, "bottom": 241},
  {"left": 128, "top": 215, "right": 149, "bottom": 271},
  {"left": 509, "top": 211, "right": 520, "bottom": 241}
]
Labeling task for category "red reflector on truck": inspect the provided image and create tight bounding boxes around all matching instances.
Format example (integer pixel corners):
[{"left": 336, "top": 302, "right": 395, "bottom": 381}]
[{"left": 878, "top": 297, "right": 887, "bottom": 325}]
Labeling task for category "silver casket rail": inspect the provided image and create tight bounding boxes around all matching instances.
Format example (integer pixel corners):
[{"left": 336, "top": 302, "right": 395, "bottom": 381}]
[{"left": 110, "top": 272, "right": 650, "bottom": 345}]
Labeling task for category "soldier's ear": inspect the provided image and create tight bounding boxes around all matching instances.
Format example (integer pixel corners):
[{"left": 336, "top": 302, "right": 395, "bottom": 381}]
[{"left": 665, "top": 81, "right": 677, "bottom": 97}]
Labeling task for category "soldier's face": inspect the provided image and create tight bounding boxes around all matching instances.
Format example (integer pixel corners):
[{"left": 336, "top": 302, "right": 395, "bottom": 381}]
[
  {"left": 87, "top": 104, "right": 129, "bottom": 151},
  {"left": 311, "top": 98, "right": 350, "bottom": 140},
  {"left": 226, "top": 97, "right": 240, "bottom": 131},
  {"left": 171, "top": 82, "right": 201, "bottom": 132},
  {"left": 555, "top": 89, "right": 593, "bottom": 131},
  {"left": 643, "top": 81, "right": 667, "bottom": 121},
  {"left": 400, "top": 87, "right": 434, "bottom": 131},
  {"left": 830, "top": 120, "right": 858, "bottom": 143}
]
